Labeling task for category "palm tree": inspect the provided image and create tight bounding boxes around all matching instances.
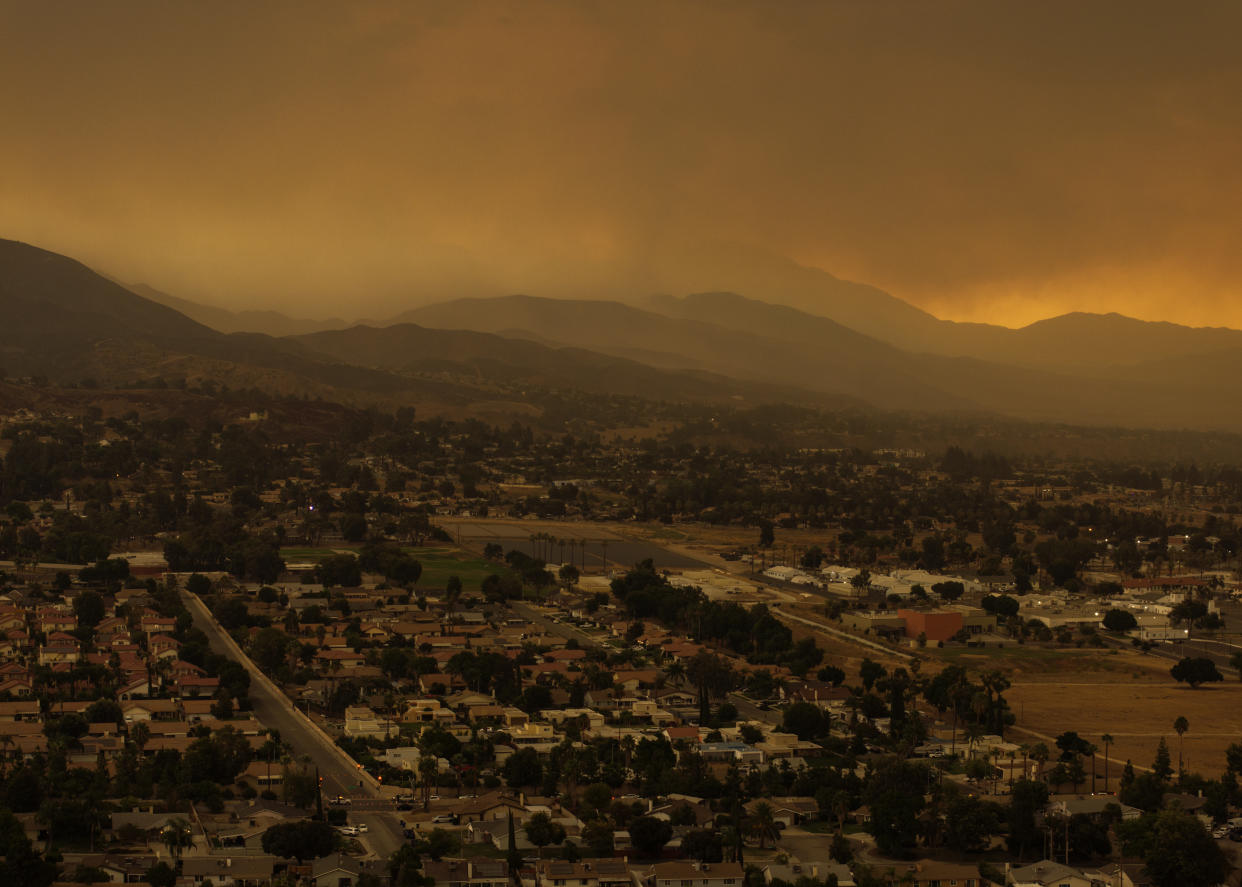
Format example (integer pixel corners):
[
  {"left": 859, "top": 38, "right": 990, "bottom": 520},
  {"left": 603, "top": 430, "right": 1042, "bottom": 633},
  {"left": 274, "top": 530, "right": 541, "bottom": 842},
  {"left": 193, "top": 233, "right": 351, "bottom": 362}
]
[
  {"left": 419, "top": 755, "right": 438, "bottom": 812},
  {"left": 1030, "top": 742, "right": 1050, "bottom": 779},
  {"left": 559, "top": 746, "right": 582, "bottom": 810},
  {"left": 620, "top": 735, "right": 636, "bottom": 773},
  {"left": 131, "top": 722, "right": 150, "bottom": 755},
  {"left": 161, "top": 817, "right": 192, "bottom": 860},
  {"left": 1101, "top": 733, "right": 1114, "bottom": 793},
  {"left": 965, "top": 721, "right": 986, "bottom": 758},
  {"left": 830, "top": 789, "right": 851, "bottom": 835},
  {"left": 749, "top": 801, "right": 780, "bottom": 850},
  {"left": 444, "top": 576, "right": 462, "bottom": 625},
  {"left": 1174, "top": 716, "right": 1189, "bottom": 776}
]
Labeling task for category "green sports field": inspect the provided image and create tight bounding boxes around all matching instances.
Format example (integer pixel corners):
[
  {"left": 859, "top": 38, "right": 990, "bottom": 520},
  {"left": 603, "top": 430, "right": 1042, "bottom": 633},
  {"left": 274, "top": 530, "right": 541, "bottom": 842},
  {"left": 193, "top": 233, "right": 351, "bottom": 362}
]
[{"left": 280, "top": 545, "right": 507, "bottom": 590}]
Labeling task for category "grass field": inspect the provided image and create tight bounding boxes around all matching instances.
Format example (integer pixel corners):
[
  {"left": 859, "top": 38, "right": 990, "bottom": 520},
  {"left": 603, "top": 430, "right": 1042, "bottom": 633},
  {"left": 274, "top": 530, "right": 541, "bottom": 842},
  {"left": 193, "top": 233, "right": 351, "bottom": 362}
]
[
  {"left": 280, "top": 545, "right": 508, "bottom": 590},
  {"left": 400, "top": 546, "right": 507, "bottom": 589},
  {"left": 280, "top": 547, "right": 333, "bottom": 560},
  {"left": 932, "top": 644, "right": 1147, "bottom": 677}
]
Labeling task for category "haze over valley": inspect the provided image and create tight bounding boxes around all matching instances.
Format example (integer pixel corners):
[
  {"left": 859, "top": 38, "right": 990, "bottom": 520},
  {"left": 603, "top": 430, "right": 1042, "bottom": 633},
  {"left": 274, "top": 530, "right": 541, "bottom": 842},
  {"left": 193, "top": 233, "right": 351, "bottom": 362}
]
[{"left": 8, "top": 7, "right": 1242, "bottom": 887}]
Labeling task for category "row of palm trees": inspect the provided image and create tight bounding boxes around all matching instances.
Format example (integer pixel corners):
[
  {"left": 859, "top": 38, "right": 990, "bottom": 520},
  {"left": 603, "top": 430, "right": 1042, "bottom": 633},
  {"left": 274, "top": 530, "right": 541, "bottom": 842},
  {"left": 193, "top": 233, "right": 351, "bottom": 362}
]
[
  {"left": 527, "top": 532, "right": 609, "bottom": 571},
  {"left": 1002, "top": 733, "right": 1118, "bottom": 794}
]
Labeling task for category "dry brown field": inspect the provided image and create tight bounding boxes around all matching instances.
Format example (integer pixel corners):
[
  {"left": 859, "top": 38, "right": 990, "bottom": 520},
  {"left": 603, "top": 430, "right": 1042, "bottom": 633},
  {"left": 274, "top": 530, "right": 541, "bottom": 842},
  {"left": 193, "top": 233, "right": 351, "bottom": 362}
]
[{"left": 1006, "top": 676, "right": 1242, "bottom": 778}]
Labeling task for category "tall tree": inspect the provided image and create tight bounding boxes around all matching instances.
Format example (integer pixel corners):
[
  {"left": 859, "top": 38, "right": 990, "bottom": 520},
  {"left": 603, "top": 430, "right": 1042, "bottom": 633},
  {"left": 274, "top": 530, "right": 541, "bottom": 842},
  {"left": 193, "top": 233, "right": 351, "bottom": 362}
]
[
  {"left": 748, "top": 802, "right": 779, "bottom": 850},
  {"left": 1140, "top": 808, "right": 1229, "bottom": 887},
  {"left": 1173, "top": 717, "right": 1189, "bottom": 776},
  {"left": 524, "top": 812, "right": 566, "bottom": 859},
  {"left": 1152, "top": 738, "right": 1173, "bottom": 783}
]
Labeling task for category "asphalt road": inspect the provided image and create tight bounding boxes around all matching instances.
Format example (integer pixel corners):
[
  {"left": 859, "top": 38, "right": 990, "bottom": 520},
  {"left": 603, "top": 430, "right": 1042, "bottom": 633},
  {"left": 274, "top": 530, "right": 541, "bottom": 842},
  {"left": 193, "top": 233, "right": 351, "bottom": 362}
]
[
  {"left": 728, "top": 691, "right": 783, "bottom": 728},
  {"left": 180, "top": 591, "right": 407, "bottom": 860},
  {"left": 511, "top": 601, "right": 609, "bottom": 650},
  {"left": 773, "top": 607, "right": 915, "bottom": 662}
]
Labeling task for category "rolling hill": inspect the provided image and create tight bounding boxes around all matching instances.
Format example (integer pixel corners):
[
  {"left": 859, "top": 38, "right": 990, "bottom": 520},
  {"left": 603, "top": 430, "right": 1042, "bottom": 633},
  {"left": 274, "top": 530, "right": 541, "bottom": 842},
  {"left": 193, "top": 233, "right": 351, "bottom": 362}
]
[{"left": 293, "top": 323, "right": 862, "bottom": 408}]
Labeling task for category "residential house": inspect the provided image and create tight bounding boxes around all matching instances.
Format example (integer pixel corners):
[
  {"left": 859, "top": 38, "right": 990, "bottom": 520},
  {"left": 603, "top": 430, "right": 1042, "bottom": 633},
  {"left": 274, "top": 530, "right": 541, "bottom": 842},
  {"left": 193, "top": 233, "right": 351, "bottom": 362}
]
[
  {"left": 700, "top": 742, "right": 763, "bottom": 766},
  {"left": 663, "top": 726, "right": 700, "bottom": 745},
  {"left": 121, "top": 699, "right": 180, "bottom": 724},
  {"left": 403, "top": 698, "right": 455, "bottom": 725},
  {"left": 763, "top": 862, "right": 854, "bottom": 887},
  {"left": 1007, "top": 860, "right": 1094, "bottom": 887},
  {"left": 148, "top": 634, "right": 180, "bottom": 660},
  {"left": 344, "top": 706, "right": 390, "bottom": 739},
  {"left": 643, "top": 861, "right": 745, "bottom": 887},
  {"left": 868, "top": 861, "right": 996, "bottom": 887},
  {"left": 177, "top": 673, "right": 222, "bottom": 697},
  {"left": 38, "top": 631, "right": 81, "bottom": 665},
  {"left": 311, "top": 853, "right": 389, "bottom": 887},
  {"left": 452, "top": 792, "right": 528, "bottom": 825},
  {"left": 316, "top": 649, "right": 365, "bottom": 670},
  {"left": 1045, "top": 795, "right": 1142, "bottom": 822},
  {"left": 746, "top": 797, "right": 819, "bottom": 828},
  {"left": 422, "top": 857, "right": 510, "bottom": 887},
  {"left": 182, "top": 854, "right": 282, "bottom": 886},
  {"left": 0, "top": 699, "right": 40, "bottom": 721},
  {"left": 509, "top": 722, "right": 558, "bottom": 752},
  {"left": 527, "top": 858, "right": 635, "bottom": 887}
]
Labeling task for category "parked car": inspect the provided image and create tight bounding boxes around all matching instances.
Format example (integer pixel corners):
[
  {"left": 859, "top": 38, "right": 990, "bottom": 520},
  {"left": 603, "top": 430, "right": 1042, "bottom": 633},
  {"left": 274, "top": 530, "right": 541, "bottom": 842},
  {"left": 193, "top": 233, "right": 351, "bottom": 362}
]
[
  {"left": 339, "top": 826, "right": 359, "bottom": 836},
  {"left": 432, "top": 814, "right": 456, "bottom": 824},
  {"left": 356, "top": 823, "right": 368, "bottom": 833}
]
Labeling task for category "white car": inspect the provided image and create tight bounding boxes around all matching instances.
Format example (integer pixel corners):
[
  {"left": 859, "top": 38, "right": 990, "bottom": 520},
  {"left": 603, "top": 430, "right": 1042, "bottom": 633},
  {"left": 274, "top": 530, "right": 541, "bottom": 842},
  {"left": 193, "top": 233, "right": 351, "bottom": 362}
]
[
  {"left": 339, "top": 826, "right": 359, "bottom": 836},
  {"left": 356, "top": 823, "right": 368, "bottom": 833}
]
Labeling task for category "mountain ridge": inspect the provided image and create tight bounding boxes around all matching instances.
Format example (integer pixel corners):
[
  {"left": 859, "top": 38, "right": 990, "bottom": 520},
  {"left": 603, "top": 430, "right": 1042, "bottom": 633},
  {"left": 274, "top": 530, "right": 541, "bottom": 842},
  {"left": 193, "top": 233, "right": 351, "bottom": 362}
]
[{"left": 9, "top": 236, "right": 1242, "bottom": 431}]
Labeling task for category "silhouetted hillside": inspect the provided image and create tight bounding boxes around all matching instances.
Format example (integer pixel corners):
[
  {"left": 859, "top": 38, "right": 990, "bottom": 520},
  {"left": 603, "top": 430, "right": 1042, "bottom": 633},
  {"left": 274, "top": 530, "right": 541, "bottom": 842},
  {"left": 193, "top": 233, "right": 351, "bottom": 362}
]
[
  {"left": 392, "top": 294, "right": 975, "bottom": 413},
  {"left": 294, "top": 323, "right": 861, "bottom": 408}
]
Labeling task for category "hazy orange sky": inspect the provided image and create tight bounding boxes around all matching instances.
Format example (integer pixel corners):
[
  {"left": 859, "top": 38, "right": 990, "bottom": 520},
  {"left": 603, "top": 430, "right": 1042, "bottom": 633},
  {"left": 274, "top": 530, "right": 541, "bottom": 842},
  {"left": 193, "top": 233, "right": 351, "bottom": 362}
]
[{"left": 2, "top": 1, "right": 1241, "bottom": 328}]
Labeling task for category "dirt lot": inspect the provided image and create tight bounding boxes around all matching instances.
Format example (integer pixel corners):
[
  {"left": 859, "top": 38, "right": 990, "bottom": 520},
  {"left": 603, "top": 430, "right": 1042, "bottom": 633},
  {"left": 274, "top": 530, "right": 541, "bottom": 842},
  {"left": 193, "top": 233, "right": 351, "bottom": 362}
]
[{"left": 1007, "top": 677, "right": 1242, "bottom": 778}]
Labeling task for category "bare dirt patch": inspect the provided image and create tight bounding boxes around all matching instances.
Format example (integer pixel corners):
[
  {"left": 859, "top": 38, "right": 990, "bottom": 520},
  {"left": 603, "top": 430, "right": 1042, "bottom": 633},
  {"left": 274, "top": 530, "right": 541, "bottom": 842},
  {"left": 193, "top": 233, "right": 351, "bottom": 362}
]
[{"left": 1008, "top": 679, "right": 1242, "bottom": 777}]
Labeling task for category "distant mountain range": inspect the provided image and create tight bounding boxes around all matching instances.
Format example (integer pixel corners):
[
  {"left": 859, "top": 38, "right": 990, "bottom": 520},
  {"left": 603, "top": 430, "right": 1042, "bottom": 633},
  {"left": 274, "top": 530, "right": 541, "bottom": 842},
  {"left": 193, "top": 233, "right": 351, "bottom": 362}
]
[
  {"left": 0, "top": 239, "right": 852, "bottom": 417},
  {"left": 127, "top": 283, "right": 357, "bottom": 337},
  {"left": 5, "top": 236, "right": 1242, "bottom": 431}
]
